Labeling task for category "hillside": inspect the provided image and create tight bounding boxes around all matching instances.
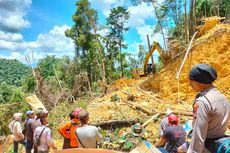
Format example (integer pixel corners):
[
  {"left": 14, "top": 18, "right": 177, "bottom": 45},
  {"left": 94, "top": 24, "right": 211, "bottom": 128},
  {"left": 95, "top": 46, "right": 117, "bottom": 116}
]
[
  {"left": 84, "top": 23, "right": 230, "bottom": 144},
  {"left": 140, "top": 24, "right": 230, "bottom": 103},
  {"left": 0, "top": 59, "right": 31, "bottom": 86}
]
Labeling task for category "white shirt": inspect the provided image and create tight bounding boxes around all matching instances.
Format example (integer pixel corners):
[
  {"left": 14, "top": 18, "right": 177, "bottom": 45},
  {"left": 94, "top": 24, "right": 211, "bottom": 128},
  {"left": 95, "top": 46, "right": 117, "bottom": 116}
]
[
  {"left": 9, "top": 120, "right": 24, "bottom": 141},
  {"left": 76, "top": 125, "right": 102, "bottom": 148},
  {"left": 34, "top": 125, "right": 53, "bottom": 151}
]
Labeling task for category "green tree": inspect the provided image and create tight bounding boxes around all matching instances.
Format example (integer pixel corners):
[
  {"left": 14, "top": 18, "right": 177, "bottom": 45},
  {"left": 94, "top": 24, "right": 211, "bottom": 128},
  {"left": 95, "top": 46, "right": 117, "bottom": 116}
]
[
  {"left": 0, "top": 82, "right": 13, "bottom": 103},
  {"left": 138, "top": 45, "right": 146, "bottom": 67},
  {"left": 105, "top": 6, "right": 130, "bottom": 78},
  {"left": 65, "top": 0, "right": 104, "bottom": 83},
  {"left": 0, "top": 59, "right": 31, "bottom": 86},
  {"left": 220, "top": 0, "right": 230, "bottom": 19}
]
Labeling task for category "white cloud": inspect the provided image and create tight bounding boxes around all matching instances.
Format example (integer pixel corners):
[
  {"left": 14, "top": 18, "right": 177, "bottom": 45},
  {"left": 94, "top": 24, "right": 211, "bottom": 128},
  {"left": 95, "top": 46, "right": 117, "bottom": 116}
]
[
  {"left": 0, "top": 25, "right": 75, "bottom": 62},
  {"left": 127, "top": 2, "right": 154, "bottom": 28},
  {"left": 0, "top": 0, "right": 31, "bottom": 32},
  {"left": 35, "top": 25, "right": 74, "bottom": 54},
  {"left": 0, "top": 31, "right": 23, "bottom": 42},
  {"left": 89, "top": 0, "right": 125, "bottom": 17}
]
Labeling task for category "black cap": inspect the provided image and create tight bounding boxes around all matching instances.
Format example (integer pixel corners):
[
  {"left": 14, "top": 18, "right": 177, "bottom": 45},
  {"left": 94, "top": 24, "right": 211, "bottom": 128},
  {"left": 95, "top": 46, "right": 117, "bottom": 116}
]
[{"left": 189, "top": 64, "right": 217, "bottom": 84}]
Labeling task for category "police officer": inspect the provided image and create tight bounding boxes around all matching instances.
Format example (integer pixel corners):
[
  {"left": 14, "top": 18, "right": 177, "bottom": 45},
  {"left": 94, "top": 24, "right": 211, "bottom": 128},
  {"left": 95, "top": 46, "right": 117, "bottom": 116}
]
[{"left": 187, "top": 64, "right": 230, "bottom": 153}]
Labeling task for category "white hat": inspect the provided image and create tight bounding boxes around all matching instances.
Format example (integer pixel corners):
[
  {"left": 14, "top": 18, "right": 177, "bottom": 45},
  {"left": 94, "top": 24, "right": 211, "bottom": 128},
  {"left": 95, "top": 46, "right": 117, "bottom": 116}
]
[
  {"left": 166, "top": 108, "right": 173, "bottom": 116},
  {"left": 13, "top": 113, "right": 22, "bottom": 121}
]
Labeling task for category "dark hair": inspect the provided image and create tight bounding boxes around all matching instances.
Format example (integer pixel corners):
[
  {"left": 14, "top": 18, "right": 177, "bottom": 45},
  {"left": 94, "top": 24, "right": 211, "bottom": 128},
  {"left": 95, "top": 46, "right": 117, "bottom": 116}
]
[
  {"left": 69, "top": 111, "right": 75, "bottom": 120},
  {"left": 40, "top": 117, "right": 47, "bottom": 125}
]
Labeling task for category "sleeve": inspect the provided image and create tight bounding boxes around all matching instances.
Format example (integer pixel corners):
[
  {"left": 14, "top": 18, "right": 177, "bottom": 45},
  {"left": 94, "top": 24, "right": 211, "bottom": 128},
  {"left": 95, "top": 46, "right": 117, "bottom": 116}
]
[
  {"left": 58, "top": 122, "right": 71, "bottom": 139},
  {"left": 33, "top": 129, "right": 38, "bottom": 141},
  {"left": 160, "top": 118, "right": 168, "bottom": 136},
  {"left": 162, "top": 127, "right": 170, "bottom": 139},
  {"left": 16, "top": 123, "right": 24, "bottom": 139},
  {"left": 8, "top": 121, "right": 13, "bottom": 133},
  {"left": 95, "top": 127, "right": 102, "bottom": 142},
  {"left": 187, "top": 100, "right": 210, "bottom": 153},
  {"left": 46, "top": 129, "right": 55, "bottom": 147}
]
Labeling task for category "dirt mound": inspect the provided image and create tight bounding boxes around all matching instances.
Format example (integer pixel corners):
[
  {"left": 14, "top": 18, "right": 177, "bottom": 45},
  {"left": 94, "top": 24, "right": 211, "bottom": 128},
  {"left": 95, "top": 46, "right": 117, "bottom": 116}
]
[
  {"left": 107, "top": 78, "right": 138, "bottom": 92},
  {"left": 86, "top": 23, "right": 229, "bottom": 144},
  {"left": 140, "top": 24, "right": 230, "bottom": 103}
]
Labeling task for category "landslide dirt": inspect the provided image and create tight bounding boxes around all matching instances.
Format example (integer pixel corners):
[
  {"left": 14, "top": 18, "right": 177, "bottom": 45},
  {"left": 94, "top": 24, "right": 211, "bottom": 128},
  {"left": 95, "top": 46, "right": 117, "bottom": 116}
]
[
  {"left": 140, "top": 24, "right": 230, "bottom": 103},
  {"left": 86, "top": 23, "right": 230, "bottom": 142}
]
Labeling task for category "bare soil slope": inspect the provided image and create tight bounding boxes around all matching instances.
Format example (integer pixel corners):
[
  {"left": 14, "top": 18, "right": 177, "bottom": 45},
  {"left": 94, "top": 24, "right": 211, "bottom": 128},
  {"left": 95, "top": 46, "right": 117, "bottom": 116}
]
[{"left": 140, "top": 24, "right": 230, "bottom": 104}]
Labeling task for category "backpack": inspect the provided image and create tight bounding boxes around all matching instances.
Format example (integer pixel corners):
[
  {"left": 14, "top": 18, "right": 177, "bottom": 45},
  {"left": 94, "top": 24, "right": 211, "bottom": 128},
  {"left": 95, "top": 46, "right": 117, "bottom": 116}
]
[{"left": 34, "top": 127, "right": 46, "bottom": 147}]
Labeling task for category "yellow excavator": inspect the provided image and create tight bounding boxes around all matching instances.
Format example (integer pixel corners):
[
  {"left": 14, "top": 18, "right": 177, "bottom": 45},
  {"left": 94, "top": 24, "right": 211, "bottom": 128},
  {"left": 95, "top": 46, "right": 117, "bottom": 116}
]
[{"left": 133, "top": 41, "right": 170, "bottom": 78}]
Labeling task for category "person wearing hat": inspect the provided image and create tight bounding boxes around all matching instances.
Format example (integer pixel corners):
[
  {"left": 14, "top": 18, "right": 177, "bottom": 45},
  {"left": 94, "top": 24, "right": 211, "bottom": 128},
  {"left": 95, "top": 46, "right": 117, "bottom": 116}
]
[
  {"left": 159, "top": 108, "right": 174, "bottom": 137},
  {"left": 75, "top": 110, "right": 102, "bottom": 148},
  {"left": 24, "top": 110, "right": 35, "bottom": 153},
  {"left": 156, "top": 114, "right": 186, "bottom": 153},
  {"left": 32, "top": 108, "right": 44, "bottom": 153},
  {"left": 58, "top": 108, "right": 82, "bottom": 149},
  {"left": 119, "top": 123, "right": 146, "bottom": 152},
  {"left": 187, "top": 64, "right": 230, "bottom": 153},
  {"left": 8, "top": 113, "right": 25, "bottom": 153}
]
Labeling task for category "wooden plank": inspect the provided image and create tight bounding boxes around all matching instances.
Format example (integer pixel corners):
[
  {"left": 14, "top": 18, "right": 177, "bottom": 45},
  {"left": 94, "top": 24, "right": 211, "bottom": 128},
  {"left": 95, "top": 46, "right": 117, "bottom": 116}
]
[{"left": 130, "top": 141, "right": 161, "bottom": 153}]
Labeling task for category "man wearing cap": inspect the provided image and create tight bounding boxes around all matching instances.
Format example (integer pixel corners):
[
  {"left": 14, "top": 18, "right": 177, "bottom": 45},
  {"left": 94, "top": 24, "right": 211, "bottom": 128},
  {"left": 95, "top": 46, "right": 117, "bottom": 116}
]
[
  {"left": 58, "top": 108, "right": 81, "bottom": 149},
  {"left": 156, "top": 114, "right": 186, "bottom": 153},
  {"left": 24, "top": 110, "right": 35, "bottom": 153},
  {"left": 33, "top": 108, "right": 44, "bottom": 153},
  {"left": 159, "top": 108, "right": 174, "bottom": 137},
  {"left": 75, "top": 110, "right": 102, "bottom": 148},
  {"left": 187, "top": 64, "right": 230, "bottom": 153}
]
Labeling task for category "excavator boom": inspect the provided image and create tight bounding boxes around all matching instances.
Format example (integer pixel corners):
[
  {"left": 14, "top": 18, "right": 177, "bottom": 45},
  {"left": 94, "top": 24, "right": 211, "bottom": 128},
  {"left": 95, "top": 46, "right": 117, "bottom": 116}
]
[{"left": 143, "top": 41, "right": 164, "bottom": 74}]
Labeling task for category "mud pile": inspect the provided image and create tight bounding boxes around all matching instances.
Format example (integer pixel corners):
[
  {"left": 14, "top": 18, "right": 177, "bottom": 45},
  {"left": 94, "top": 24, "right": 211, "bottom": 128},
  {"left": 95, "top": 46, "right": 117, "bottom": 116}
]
[
  {"left": 140, "top": 24, "right": 230, "bottom": 103},
  {"left": 86, "top": 23, "right": 229, "bottom": 142}
]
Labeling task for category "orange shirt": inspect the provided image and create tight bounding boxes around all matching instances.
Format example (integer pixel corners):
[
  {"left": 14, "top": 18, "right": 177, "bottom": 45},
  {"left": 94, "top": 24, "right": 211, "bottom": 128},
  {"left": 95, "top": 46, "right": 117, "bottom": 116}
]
[{"left": 58, "top": 119, "right": 79, "bottom": 147}]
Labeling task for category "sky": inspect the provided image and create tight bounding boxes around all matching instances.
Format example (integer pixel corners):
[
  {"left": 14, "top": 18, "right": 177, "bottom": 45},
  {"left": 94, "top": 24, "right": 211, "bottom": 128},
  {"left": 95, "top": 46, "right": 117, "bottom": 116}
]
[{"left": 0, "top": 0, "right": 164, "bottom": 64}]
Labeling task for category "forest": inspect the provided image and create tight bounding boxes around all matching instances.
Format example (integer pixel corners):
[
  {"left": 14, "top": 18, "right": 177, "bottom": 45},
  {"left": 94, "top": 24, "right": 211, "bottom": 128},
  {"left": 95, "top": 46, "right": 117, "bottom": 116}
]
[{"left": 0, "top": 0, "right": 230, "bottom": 147}]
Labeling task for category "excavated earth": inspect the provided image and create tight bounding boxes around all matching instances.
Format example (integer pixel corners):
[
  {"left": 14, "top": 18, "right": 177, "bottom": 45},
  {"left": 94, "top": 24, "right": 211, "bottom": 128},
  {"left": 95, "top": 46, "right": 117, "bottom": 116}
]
[{"left": 86, "top": 24, "right": 230, "bottom": 143}]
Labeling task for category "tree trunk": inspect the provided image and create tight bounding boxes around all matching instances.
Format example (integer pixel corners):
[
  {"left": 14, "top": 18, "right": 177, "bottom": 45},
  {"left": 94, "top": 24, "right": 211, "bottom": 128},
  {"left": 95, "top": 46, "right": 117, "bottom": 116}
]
[
  {"left": 119, "top": 40, "right": 124, "bottom": 78},
  {"left": 152, "top": 1, "right": 167, "bottom": 50},
  {"left": 184, "top": 0, "right": 189, "bottom": 44},
  {"left": 147, "top": 34, "right": 155, "bottom": 76},
  {"left": 189, "top": 0, "right": 196, "bottom": 38}
]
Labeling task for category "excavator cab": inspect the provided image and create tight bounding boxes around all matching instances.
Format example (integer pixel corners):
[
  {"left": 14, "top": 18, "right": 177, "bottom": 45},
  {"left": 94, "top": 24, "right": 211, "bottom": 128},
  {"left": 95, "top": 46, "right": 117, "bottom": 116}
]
[
  {"left": 145, "top": 64, "right": 153, "bottom": 75},
  {"left": 132, "top": 41, "right": 168, "bottom": 78}
]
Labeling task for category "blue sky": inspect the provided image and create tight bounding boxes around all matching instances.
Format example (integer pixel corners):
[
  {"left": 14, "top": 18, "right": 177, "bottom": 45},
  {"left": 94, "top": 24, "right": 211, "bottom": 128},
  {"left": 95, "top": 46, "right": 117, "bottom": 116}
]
[{"left": 0, "top": 0, "right": 164, "bottom": 64}]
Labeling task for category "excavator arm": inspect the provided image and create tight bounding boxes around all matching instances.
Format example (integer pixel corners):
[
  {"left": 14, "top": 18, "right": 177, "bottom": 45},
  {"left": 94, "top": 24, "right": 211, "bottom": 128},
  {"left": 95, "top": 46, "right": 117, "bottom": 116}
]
[{"left": 143, "top": 41, "right": 164, "bottom": 74}]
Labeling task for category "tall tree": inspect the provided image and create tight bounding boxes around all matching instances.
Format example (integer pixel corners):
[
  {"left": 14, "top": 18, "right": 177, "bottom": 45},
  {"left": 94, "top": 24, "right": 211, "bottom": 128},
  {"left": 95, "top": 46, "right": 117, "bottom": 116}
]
[
  {"left": 138, "top": 44, "right": 146, "bottom": 67},
  {"left": 65, "top": 0, "right": 103, "bottom": 83},
  {"left": 106, "top": 6, "right": 130, "bottom": 78}
]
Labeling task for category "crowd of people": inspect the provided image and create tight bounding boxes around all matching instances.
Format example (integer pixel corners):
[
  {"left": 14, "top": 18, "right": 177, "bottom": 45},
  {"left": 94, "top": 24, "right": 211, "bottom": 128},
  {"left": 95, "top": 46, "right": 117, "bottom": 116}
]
[
  {"left": 8, "top": 108, "right": 102, "bottom": 153},
  {"left": 8, "top": 64, "right": 230, "bottom": 153}
]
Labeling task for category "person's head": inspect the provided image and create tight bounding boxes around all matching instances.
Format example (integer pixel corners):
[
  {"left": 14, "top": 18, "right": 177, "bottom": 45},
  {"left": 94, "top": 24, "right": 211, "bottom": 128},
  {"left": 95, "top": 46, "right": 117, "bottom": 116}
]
[
  {"left": 69, "top": 111, "right": 75, "bottom": 120},
  {"left": 13, "top": 113, "right": 23, "bottom": 121},
  {"left": 42, "top": 110, "right": 49, "bottom": 117},
  {"left": 73, "top": 108, "right": 83, "bottom": 122},
  {"left": 26, "top": 110, "right": 35, "bottom": 118},
  {"left": 168, "top": 114, "right": 179, "bottom": 125},
  {"left": 78, "top": 110, "right": 89, "bottom": 125},
  {"left": 36, "top": 108, "right": 44, "bottom": 118},
  {"left": 131, "top": 123, "right": 144, "bottom": 137},
  {"left": 189, "top": 64, "right": 217, "bottom": 92},
  {"left": 40, "top": 117, "right": 48, "bottom": 125}
]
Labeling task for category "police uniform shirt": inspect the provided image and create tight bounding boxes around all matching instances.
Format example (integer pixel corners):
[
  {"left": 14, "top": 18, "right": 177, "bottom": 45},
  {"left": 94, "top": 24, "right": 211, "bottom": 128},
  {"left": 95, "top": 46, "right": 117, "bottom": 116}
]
[{"left": 187, "top": 86, "right": 230, "bottom": 153}]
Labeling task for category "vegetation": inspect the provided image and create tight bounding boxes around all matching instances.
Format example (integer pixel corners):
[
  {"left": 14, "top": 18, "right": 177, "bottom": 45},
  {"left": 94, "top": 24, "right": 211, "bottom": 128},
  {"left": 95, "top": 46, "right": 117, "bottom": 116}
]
[
  {"left": 0, "top": 59, "right": 31, "bottom": 86},
  {"left": 1, "top": 0, "right": 230, "bottom": 138}
]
